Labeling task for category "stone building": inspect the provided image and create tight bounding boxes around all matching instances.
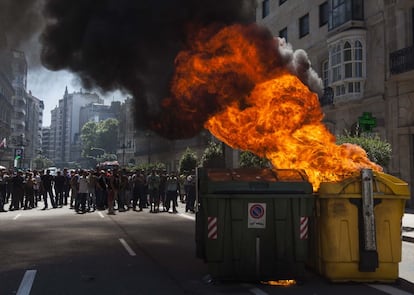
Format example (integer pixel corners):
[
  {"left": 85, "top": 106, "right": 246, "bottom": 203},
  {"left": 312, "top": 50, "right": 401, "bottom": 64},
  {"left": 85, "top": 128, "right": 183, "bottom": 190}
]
[
  {"left": 117, "top": 97, "right": 211, "bottom": 171},
  {"left": 25, "top": 92, "right": 44, "bottom": 167},
  {"left": 256, "top": 0, "right": 414, "bottom": 206},
  {"left": 50, "top": 88, "right": 103, "bottom": 166},
  {"left": 0, "top": 34, "right": 14, "bottom": 167}
]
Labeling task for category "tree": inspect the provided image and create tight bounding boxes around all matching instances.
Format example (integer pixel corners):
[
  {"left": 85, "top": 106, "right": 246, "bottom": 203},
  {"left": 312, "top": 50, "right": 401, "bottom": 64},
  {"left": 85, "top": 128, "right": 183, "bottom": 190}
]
[
  {"left": 80, "top": 118, "right": 119, "bottom": 159},
  {"left": 32, "top": 155, "right": 53, "bottom": 170},
  {"left": 179, "top": 147, "right": 198, "bottom": 174},
  {"left": 336, "top": 132, "right": 392, "bottom": 167},
  {"left": 239, "top": 151, "right": 270, "bottom": 168},
  {"left": 200, "top": 141, "right": 224, "bottom": 168},
  {"left": 96, "top": 118, "right": 119, "bottom": 153},
  {"left": 80, "top": 121, "right": 98, "bottom": 157}
]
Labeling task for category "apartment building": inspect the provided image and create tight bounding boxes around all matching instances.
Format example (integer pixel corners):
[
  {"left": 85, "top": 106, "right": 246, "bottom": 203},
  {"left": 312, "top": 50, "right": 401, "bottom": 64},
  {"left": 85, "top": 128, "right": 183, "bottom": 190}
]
[
  {"left": 50, "top": 88, "right": 103, "bottom": 165},
  {"left": 257, "top": 0, "right": 414, "bottom": 206}
]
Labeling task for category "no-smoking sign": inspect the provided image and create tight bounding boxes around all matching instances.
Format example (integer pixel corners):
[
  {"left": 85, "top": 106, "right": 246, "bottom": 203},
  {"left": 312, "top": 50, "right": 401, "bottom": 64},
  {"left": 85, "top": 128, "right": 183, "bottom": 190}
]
[{"left": 248, "top": 203, "right": 266, "bottom": 229}]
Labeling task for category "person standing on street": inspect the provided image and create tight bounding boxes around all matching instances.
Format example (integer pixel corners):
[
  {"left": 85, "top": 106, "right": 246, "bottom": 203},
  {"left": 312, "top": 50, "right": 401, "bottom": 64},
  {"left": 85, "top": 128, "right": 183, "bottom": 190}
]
[
  {"left": 96, "top": 170, "right": 107, "bottom": 210},
  {"left": 185, "top": 171, "right": 196, "bottom": 213},
  {"left": 63, "top": 168, "right": 71, "bottom": 206},
  {"left": 70, "top": 170, "right": 79, "bottom": 209},
  {"left": 0, "top": 170, "right": 8, "bottom": 212},
  {"left": 147, "top": 169, "right": 160, "bottom": 213},
  {"left": 41, "top": 169, "right": 56, "bottom": 210},
  {"left": 77, "top": 170, "right": 89, "bottom": 213},
  {"left": 10, "top": 171, "right": 25, "bottom": 211},
  {"left": 54, "top": 170, "right": 65, "bottom": 207},
  {"left": 165, "top": 171, "right": 180, "bottom": 213},
  {"left": 107, "top": 170, "right": 117, "bottom": 215},
  {"left": 24, "top": 172, "right": 35, "bottom": 210}
]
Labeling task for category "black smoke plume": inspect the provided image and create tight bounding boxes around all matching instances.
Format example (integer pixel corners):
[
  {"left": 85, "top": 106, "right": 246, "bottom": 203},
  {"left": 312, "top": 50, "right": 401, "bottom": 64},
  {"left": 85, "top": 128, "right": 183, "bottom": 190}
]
[
  {"left": 2, "top": 0, "right": 322, "bottom": 139},
  {"left": 39, "top": 0, "right": 257, "bottom": 138}
]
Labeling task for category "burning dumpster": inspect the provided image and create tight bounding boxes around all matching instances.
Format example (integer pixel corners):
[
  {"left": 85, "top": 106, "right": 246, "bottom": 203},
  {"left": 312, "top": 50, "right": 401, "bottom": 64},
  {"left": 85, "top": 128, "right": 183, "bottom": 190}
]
[
  {"left": 195, "top": 167, "right": 314, "bottom": 281},
  {"left": 309, "top": 169, "right": 410, "bottom": 282}
]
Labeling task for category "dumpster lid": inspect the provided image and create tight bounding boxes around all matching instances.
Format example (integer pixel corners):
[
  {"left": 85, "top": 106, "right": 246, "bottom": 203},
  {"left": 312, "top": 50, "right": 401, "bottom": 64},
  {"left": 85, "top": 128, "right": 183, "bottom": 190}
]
[
  {"left": 206, "top": 168, "right": 308, "bottom": 182},
  {"left": 200, "top": 168, "right": 313, "bottom": 194},
  {"left": 318, "top": 171, "right": 410, "bottom": 197}
]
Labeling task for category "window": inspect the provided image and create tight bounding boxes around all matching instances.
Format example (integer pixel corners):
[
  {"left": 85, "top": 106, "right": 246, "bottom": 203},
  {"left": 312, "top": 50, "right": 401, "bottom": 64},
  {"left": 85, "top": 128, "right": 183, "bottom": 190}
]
[
  {"left": 328, "top": 38, "right": 365, "bottom": 99},
  {"left": 329, "top": 0, "right": 364, "bottom": 31},
  {"left": 354, "top": 40, "right": 363, "bottom": 77},
  {"left": 344, "top": 42, "right": 352, "bottom": 78},
  {"left": 262, "top": 0, "right": 270, "bottom": 18},
  {"left": 322, "top": 60, "right": 329, "bottom": 88},
  {"left": 331, "top": 44, "right": 341, "bottom": 82},
  {"left": 319, "top": 2, "right": 329, "bottom": 27},
  {"left": 299, "top": 14, "right": 309, "bottom": 38},
  {"left": 279, "top": 27, "right": 288, "bottom": 42}
]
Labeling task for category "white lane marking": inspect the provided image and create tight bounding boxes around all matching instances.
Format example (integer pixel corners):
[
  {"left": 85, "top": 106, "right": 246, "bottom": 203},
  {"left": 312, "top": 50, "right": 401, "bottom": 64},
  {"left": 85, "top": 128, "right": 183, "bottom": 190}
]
[
  {"left": 97, "top": 212, "right": 105, "bottom": 218},
  {"left": 119, "top": 238, "right": 136, "bottom": 256},
  {"left": 241, "top": 284, "right": 269, "bottom": 295},
  {"left": 368, "top": 284, "right": 413, "bottom": 295},
  {"left": 13, "top": 213, "right": 22, "bottom": 220},
  {"left": 16, "top": 270, "right": 37, "bottom": 295},
  {"left": 178, "top": 213, "right": 195, "bottom": 221}
]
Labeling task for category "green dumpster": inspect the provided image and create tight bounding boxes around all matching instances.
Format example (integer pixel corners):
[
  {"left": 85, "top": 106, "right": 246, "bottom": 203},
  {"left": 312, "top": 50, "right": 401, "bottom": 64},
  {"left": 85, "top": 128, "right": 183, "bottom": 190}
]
[{"left": 195, "top": 168, "right": 314, "bottom": 281}]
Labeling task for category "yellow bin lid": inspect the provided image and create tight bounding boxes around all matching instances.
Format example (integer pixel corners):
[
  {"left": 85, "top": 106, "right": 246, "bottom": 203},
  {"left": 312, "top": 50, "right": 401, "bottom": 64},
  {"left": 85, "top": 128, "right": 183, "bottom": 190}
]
[{"left": 318, "top": 171, "right": 410, "bottom": 198}]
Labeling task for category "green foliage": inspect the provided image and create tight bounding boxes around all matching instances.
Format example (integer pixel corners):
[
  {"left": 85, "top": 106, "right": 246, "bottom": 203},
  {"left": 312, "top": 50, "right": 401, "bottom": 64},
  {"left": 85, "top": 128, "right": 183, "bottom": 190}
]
[
  {"left": 201, "top": 141, "right": 224, "bottom": 168},
  {"left": 130, "top": 162, "right": 166, "bottom": 173},
  {"left": 336, "top": 133, "right": 392, "bottom": 167},
  {"left": 81, "top": 118, "right": 119, "bottom": 158},
  {"left": 80, "top": 121, "right": 98, "bottom": 157},
  {"left": 179, "top": 147, "right": 198, "bottom": 174},
  {"left": 96, "top": 118, "right": 119, "bottom": 153},
  {"left": 239, "top": 151, "right": 270, "bottom": 168},
  {"left": 32, "top": 155, "right": 53, "bottom": 170}
]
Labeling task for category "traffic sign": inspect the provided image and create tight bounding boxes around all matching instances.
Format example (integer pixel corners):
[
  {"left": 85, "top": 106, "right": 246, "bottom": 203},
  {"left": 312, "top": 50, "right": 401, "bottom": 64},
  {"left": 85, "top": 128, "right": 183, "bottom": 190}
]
[{"left": 248, "top": 203, "right": 266, "bottom": 229}]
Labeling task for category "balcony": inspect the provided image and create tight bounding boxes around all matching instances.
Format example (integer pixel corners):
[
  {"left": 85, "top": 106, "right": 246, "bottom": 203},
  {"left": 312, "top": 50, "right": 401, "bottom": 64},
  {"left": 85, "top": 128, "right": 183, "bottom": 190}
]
[{"left": 390, "top": 45, "right": 414, "bottom": 75}]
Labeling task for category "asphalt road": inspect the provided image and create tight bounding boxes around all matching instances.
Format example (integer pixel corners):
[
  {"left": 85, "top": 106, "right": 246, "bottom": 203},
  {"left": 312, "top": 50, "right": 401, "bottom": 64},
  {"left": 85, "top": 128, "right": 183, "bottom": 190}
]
[{"left": 1, "top": 205, "right": 413, "bottom": 295}]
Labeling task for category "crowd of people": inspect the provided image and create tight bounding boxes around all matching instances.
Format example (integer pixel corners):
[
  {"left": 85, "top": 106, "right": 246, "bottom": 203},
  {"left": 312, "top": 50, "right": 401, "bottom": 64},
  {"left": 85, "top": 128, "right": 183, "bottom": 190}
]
[{"left": 0, "top": 167, "right": 197, "bottom": 215}]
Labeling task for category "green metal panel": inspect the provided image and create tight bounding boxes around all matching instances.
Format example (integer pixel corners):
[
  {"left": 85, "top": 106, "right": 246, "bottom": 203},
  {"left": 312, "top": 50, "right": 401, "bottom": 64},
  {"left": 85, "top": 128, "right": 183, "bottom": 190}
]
[{"left": 198, "top": 190, "right": 314, "bottom": 281}]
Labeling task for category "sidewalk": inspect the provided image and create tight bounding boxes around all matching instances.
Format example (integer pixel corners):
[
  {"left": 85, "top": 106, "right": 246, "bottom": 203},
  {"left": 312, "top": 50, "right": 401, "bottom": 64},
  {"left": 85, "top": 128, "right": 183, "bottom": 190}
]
[{"left": 402, "top": 208, "right": 414, "bottom": 243}]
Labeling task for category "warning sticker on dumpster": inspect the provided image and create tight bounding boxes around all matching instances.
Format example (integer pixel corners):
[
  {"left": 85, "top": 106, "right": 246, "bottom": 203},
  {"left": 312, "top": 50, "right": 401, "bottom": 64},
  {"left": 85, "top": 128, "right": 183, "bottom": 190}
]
[{"left": 248, "top": 203, "right": 266, "bottom": 229}]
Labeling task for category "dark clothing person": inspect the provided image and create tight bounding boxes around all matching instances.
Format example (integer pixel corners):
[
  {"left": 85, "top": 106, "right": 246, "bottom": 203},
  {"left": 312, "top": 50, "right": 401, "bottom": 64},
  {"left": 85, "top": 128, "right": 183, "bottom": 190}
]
[
  {"left": 165, "top": 174, "right": 180, "bottom": 213},
  {"left": 0, "top": 173, "right": 7, "bottom": 212},
  {"left": 63, "top": 170, "right": 71, "bottom": 205},
  {"left": 24, "top": 177, "right": 35, "bottom": 209},
  {"left": 54, "top": 173, "right": 66, "bottom": 207},
  {"left": 147, "top": 171, "right": 160, "bottom": 213},
  {"left": 185, "top": 175, "right": 196, "bottom": 213},
  {"left": 96, "top": 172, "right": 107, "bottom": 210},
  {"left": 132, "top": 173, "right": 146, "bottom": 211},
  {"left": 41, "top": 171, "right": 56, "bottom": 209},
  {"left": 10, "top": 173, "right": 25, "bottom": 211}
]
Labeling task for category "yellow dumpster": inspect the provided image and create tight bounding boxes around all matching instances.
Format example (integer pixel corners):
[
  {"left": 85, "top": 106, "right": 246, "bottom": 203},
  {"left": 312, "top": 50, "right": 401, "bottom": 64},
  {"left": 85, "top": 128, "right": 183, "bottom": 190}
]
[{"left": 310, "top": 169, "right": 410, "bottom": 282}]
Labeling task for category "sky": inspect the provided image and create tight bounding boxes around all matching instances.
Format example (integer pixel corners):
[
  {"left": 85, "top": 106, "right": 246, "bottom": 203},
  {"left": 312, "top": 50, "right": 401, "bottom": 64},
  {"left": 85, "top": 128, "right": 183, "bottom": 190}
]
[{"left": 26, "top": 67, "right": 125, "bottom": 127}]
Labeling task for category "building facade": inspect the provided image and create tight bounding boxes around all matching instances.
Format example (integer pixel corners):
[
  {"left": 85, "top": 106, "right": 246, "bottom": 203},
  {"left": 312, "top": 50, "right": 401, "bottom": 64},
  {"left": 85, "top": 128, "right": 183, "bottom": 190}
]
[
  {"left": 116, "top": 97, "right": 212, "bottom": 171},
  {"left": 0, "top": 35, "right": 14, "bottom": 167},
  {"left": 25, "top": 92, "right": 44, "bottom": 167},
  {"left": 41, "top": 126, "right": 52, "bottom": 160},
  {"left": 50, "top": 88, "right": 103, "bottom": 165},
  {"left": 256, "top": 0, "right": 414, "bottom": 207}
]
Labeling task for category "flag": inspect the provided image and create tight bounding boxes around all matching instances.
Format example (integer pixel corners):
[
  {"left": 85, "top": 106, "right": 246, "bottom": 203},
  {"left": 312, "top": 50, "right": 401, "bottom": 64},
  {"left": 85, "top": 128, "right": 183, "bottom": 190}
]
[{"left": 0, "top": 138, "right": 6, "bottom": 148}]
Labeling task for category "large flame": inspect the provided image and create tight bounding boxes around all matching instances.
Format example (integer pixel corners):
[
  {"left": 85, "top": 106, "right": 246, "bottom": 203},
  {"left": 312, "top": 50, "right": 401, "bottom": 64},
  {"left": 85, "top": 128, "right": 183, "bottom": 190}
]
[{"left": 169, "top": 24, "right": 382, "bottom": 190}]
